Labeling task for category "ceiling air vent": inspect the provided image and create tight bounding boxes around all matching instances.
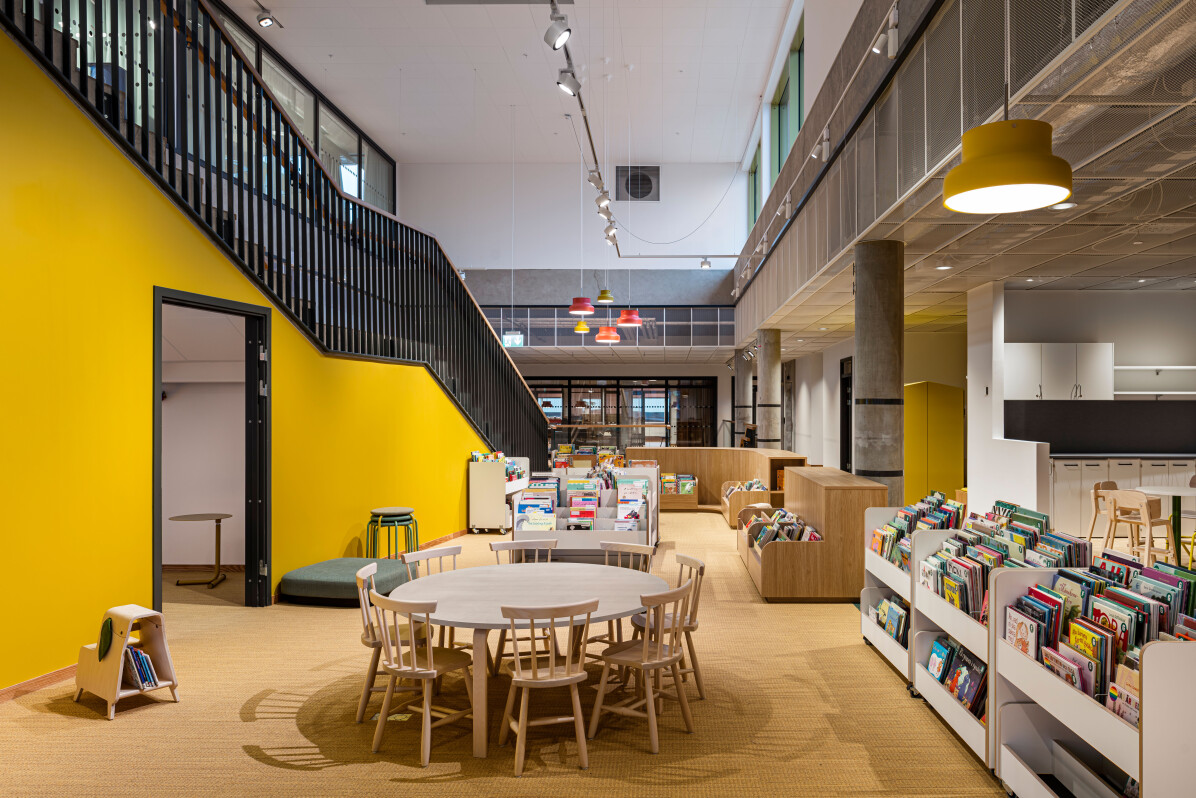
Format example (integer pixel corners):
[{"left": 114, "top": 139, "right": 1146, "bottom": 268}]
[{"left": 615, "top": 165, "right": 660, "bottom": 202}]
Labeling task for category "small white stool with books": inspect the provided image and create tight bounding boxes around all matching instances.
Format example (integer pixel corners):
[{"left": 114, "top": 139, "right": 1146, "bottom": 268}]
[{"left": 74, "top": 604, "right": 179, "bottom": 719}]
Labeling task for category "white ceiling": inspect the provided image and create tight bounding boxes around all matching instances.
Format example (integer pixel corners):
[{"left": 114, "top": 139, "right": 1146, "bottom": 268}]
[
  {"left": 226, "top": 0, "right": 791, "bottom": 164},
  {"left": 161, "top": 305, "right": 246, "bottom": 363},
  {"left": 507, "top": 344, "right": 733, "bottom": 364}
]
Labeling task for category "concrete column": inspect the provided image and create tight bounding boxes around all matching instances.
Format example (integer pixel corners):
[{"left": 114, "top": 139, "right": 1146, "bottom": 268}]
[
  {"left": 853, "top": 240, "right": 905, "bottom": 505},
  {"left": 755, "top": 329, "right": 782, "bottom": 448},
  {"left": 734, "top": 349, "right": 754, "bottom": 447}
]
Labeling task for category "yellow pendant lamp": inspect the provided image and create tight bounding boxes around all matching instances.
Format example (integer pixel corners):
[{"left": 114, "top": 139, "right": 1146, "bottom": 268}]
[
  {"left": 595, "top": 288, "right": 614, "bottom": 304},
  {"left": 943, "top": 119, "right": 1071, "bottom": 214},
  {"left": 574, "top": 318, "right": 590, "bottom": 334}
]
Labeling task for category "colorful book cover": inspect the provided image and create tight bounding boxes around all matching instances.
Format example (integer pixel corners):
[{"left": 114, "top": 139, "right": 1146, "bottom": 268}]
[
  {"left": 1055, "top": 641, "right": 1097, "bottom": 696},
  {"left": 928, "top": 639, "right": 953, "bottom": 682},
  {"left": 1005, "top": 607, "right": 1039, "bottom": 659},
  {"left": 1042, "top": 647, "right": 1081, "bottom": 691},
  {"left": 1106, "top": 683, "right": 1140, "bottom": 728}
]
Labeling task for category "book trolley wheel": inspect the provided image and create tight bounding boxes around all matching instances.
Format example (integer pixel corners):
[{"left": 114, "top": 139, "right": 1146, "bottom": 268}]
[{"left": 1000, "top": 781, "right": 1015, "bottom": 797}]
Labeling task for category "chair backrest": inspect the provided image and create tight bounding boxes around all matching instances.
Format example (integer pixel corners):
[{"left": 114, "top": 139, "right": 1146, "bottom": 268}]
[
  {"left": 500, "top": 599, "right": 598, "bottom": 682},
  {"left": 674, "top": 554, "right": 706, "bottom": 625},
  {"left": 490, "top": 539, "right": 557, "bottom": 564},
  {"left": 401, "top": 545, "right": 462, "bottom": 580},
  {"left": 599, "top": 541, "right": 654, "bottom": 573},
  {"left": 1190, "top": 475, "right": 1196, "bottom": 489},
  {"left": 355, "top": 562, "right": 378, "bottom": 643},
  {"left": 1108, "top": 489, "right": 1153, "bottom": 521},
  {"left": 370, "top": 590, "right": 437, "bottom": 678},
  {"left": 637, "top": 580, "right": 692, "bottom": 666}
]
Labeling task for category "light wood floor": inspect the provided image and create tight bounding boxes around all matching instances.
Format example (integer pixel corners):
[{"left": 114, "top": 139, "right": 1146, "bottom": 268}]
[{"left": 0, "top": 511, "right": 1004, "bottom": 796}]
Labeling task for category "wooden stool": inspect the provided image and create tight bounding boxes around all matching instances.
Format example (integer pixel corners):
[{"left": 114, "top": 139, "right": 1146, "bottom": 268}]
[{"left": 75, "top": 605, "right": 179, "bottom": 720}]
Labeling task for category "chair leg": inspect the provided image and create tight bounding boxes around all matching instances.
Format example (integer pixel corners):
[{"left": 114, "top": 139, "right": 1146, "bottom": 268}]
[
  {"left": 685, "top": 631, "right": 706, "bottom": 700},
  {"left": 357, "top": 646, "right": 381, "bottom": 723},
  {"left": 491, "top": 630, "right": 507, "bottom": 678},
  {"left": 569, "top": 683, "right": 589, "bottom": 770},
  {"left": 672, "top": 662, "right": 695, "bottom": 734},
  {"left": 420, "top": 680, "right": 433, "bottom": 768},
  {"left": 644, "top": 669, "right": 660, "bottom": 754},
  {"left": 498, "top": 680, "right": 517, "bottom": 746},
  {"left": 372, "top": 676, "right": 396, "bottom": 753},
  {"left": 514, "top": 687, "right": 530, "bottom": 777},
  {"left": 588, "top": 664, "right": 612, "bottom": 739}
]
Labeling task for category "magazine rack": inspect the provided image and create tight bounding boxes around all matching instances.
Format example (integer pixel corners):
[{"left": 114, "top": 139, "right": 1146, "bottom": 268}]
[{"left": 74, "top": 604, "right": 179, "bottom": 719}]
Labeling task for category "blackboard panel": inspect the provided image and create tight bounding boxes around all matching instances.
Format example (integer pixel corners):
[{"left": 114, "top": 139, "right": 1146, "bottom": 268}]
[{"left": 1004, "top": 400, "right": 1196, "bottom": 455}]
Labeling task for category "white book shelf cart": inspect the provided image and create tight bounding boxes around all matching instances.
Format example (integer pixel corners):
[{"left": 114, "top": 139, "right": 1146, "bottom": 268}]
[
  {"left": 860, "top": 507, "right": 911, "bottom": 681},
  {"left": 74, "top": 604, "right": 179, "bottom": 720},
  {"left": 990, "top": 568, "right": 1196, "bottom": 798}
]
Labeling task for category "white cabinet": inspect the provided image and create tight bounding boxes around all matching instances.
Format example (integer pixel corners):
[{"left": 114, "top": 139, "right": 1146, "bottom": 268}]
[
  {"left": 1004, "top": 343, "right": 1113, "bottom": 400},
  {"left": 1076, "top": 343, "right": 1114, "bottom": 400},
  {"left": 1051, "top": 460, "right": 1084, "bottom": 535},
  {"left": 1005, "top": 343, "right": 1042, "bottom": 400},
  {"left": 1042, "top": 344, "right": 1078, "bottom": 400},
  {"left": 1140, "top": 459, "right": 1172, "bottom": 487},
  {"left": 1079, "top": 460, "right": 1109, "bottom": 536},
  {"left": 1108, "top": 458, "right": 1141, "bottom": 488}
]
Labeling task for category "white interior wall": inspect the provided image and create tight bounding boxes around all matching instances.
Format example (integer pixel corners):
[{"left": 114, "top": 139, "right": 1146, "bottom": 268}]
[
  {"left": 1004, "top": 290, "right": 1196, "bottom": 366},
  {"left": 802, "top": 0, "right": 868, "bottom": 119},
  {"left": 966, "top": 283, "right": 1050, "bottom": 514},
  {"left": 162, "top": 382, "right": 246, "bottom": 565},
  {"left": 397, "top": 162, "right": 747, "bottom": 271}
]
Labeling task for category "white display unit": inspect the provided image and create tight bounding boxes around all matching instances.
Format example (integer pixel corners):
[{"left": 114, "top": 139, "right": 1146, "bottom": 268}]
[
  {"left": 859, "top": 506, "right": 911, "bottom": 682},
  {"left": 908, "top": 528, "right": 993, "bottom": 764},
  {"left": 468, "top": 456, "right": 530, "bottom": 532},
  {"left": 990, "top": 568, "right": 1196, "bottom": 798}
]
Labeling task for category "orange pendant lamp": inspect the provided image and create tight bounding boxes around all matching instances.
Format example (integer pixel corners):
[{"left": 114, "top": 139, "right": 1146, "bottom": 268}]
[
  {"left": 595, "top": 326, "right": 620, "bottom": 343},
  {"left": 568, "top": 296, "right": 595, "bottom": 315},
  {"left": 617, "top": 308, "right": 642, "bottom": 327}
]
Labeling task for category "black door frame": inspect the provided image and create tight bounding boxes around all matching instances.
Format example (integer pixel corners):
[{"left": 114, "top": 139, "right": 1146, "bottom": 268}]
[
  {"left": 840, "top": 357, "right": 853, "bottom": 472},
  {"left": 153, "top": 288, "right": 272, "bottom": 609}
]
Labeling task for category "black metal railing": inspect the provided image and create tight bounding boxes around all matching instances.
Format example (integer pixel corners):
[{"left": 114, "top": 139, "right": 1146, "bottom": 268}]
[{"left": 2, "top": 0, "right": 548, "bottom": 461}]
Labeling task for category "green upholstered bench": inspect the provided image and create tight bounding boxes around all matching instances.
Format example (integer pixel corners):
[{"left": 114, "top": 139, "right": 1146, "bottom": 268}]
[{"left": 279, "top": 557, "right": 410, "bottom": 605}]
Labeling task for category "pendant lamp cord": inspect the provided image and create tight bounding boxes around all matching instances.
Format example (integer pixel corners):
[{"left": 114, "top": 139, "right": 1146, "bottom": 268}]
[{"left": 1004, "top": 82, "right": 1010, "bottom": 122}]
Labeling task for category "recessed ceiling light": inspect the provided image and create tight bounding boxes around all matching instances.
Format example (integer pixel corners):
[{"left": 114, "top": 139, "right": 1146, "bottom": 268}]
[
  {"left": 935, "top": 265, "right": 952, "bottom": 270},
  {"left": 1050, "top": 202, "right": 1077, "bottom": 210},
  {"left": 1025, "top": 278, "right": 1034, "bottom": 282},
  {"left": 1138, "top": 278, "right": 1147, "bottom": 283},
  {"left": 819, "top": 327, "right": 827, "bottom": 330},
  {"left": 796, "top": 339, "right": 804, "bottom": 342},
  {"left": 1132, "top": 240, "right": 1144, "bottom": 245}
]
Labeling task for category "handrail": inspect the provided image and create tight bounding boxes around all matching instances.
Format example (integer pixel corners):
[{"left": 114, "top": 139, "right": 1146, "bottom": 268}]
[
  {"left": 2, "top": 0, "right": 547, "bottom": 459},
  {"left": 197, "top": 0, "right": 544, "bottom": 417}
]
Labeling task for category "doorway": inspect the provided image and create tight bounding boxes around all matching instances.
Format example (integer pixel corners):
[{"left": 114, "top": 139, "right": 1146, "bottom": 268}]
[
  {"left": 840, "top": 357, "right": 853, "bottom": 472},
  {"left": 154, "top": 288, "right": 271, "bottom": 609}
]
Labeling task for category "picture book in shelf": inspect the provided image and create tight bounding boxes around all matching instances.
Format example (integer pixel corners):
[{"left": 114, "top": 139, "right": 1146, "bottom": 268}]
[
  {"left": 1000, "top": 557, "right": 1196, "bottom": 729},
  {"left": 870, "top": 490, "right": 961, "bottom": 574},
  {"left": 868, "top": 596, "right": 909, "bottom": 647}
]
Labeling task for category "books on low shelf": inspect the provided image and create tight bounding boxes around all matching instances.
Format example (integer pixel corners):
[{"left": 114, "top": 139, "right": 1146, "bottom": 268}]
[
  {"left": 1002, "top": 557, "right": 1196, "bottom": 730},
  {"left": 723, "top": 479, "right": 767, "bottom": 499},
  {"left": 870, "top": 490, "right": 962, "bottom": 574},
  {"left": 748, "top": 510, "right": 820, "bottom": 547},
  {"left": 123, "top": 646, "right": 160, "bottom": 690},
  {"left": 923, "top": 635, "right": 987, "bottom": 719},
  {"left": 869, "top": 596, "right": 909, "bottom": 647}
]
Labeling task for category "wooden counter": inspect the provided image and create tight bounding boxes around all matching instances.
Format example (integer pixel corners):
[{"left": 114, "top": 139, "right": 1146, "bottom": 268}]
[
  {"left": 738, "top": 466, "right": 886, "bottom": 602},
  {"left": 624, "top": 446, "right": 807, "bottom": 508}
]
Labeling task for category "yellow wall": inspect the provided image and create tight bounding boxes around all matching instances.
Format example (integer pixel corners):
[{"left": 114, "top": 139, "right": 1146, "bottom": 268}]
[{"left": 0, "top": 35, "right": 487, "bottom": 689}]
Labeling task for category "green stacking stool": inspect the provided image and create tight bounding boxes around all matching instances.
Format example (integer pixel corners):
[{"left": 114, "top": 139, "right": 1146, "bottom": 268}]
[{"left": 366, "top": 507, "right": 418, "bottom": 558}]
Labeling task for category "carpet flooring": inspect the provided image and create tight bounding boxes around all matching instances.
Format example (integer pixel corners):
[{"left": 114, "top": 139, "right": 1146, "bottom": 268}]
[{"left": 0, "top": 511, "right": 1004, "bottom": 796}]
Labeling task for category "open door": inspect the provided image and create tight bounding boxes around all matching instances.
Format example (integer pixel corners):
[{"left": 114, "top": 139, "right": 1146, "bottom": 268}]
[{"left": 154, "top": 288, "right": 271, "bottom": 609}]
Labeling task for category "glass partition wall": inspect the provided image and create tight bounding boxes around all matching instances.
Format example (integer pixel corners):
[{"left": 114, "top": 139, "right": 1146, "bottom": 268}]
[{"left": 531, "top": 378, "right": 717, "bottom": 449}]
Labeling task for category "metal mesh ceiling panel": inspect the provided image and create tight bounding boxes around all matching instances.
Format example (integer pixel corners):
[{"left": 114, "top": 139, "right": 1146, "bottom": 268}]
[
  {"left": 961, "top": 0, "right": 1007, "bottom": 129},
  {"left": 855, "top": 115, "right": 877, "bottom": 233},
  {"left": 1009, "top": 0, "right": 1072, "bottom": 94},
  {"left": 897, "top": 42, "right": 927, "bottom": 195},
  {"left": 926, "top": 1, "right": 963, "bottom": 168},
  {"left": 875, "top": 87, "right": 899, "bottom": 215}
]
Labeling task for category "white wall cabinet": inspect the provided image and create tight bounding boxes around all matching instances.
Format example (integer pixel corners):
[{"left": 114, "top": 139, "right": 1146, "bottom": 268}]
[
  {"left": 1004, "top": 343, "right": 1113, "bottom": 400},
  {"left": 1049, "top": 457, "right": 1196, "bottom": 538},
  {"left": 1005, "top": 343, "right": 1042, "bottom": 400}
]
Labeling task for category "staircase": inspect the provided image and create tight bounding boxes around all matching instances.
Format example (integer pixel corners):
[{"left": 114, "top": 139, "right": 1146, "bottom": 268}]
[{"left": 1, "top": 0, "right": 548, "bottom": 460}]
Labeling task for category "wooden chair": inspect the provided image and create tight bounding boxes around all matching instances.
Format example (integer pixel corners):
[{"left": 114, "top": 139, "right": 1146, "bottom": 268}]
[
  {"left": 489, "top": 539, "right": 558, "bottom": 675},
  {"left": 585, "top": 542, "right": 655, "bottom": 657},
  {"left": 354, "top": 562, "right": 400, "bottom": 724},
  {"left": 631, "top": 553, "right": 707, "bottom": 699},
  {"left": 368, "top": 591, "right": 474, "bottom": 766},
  {"left": 402, "top": 545, "right": 486, "bottom": 668},
  {"left": 1105, "top": 490, "right": 1176, "bottom": 566},
  {"left": 496, "top": 599, "right": 599, "bottom": 777},
  {"left": 588, "top": 580, "right": 695, "bottom": 753},
  {"left": 1086, "top": 481, "right": 1117, "bottom": 545},
  {"left": 490, "top": 538, "right": 557, "bottom": 564},
  {"left": 1182, "top": 476, "right": 1196, "bottom": 567}
]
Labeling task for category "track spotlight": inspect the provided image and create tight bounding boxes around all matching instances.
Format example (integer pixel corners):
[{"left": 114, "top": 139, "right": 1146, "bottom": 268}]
[
  {"left": 587, "top": 170, "right": 604, "bottom": 191},
  {"left": 700, "top": 258, "right": 711, "bottom": 269},
  {"left": 543, "top": 11, "right": 571, "bottom": 51},
  {"left": 871, "top": 32, "right": 886, "bottom": 54},
  {"left": 253, "top": 1, "right": 278, "bottom": 28},
  {"left": 811, "top": 127, "right": 831, "bottom": 162},
  {"left": 557, "top": 68, "right": 581, "bottom": 96},
  {"left": 603, "top": 223, "right": 617, "bottom": 237},
  {"left": 605, "top": 231, "right": 617, "bottom": 246},
  {"left": 595, "top": 192, "right": 611, "bottom": 209},
  {"left": 872, "top": 7, "right": 898, "bottom": 59},
  {"left": 597, "top": 206, "right": 613, "bottom": 221}
]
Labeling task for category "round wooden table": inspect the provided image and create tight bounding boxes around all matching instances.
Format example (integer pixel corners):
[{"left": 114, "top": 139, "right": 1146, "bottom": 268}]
[
  {"left": 388, "top": 561, "right": 667, "bottom": 757},
  {"left": 1134, "top": 486, "right": 1196, "bottom": 566},
  {"left": 169, "top": 513, "right": 233, "bottom": 588}
]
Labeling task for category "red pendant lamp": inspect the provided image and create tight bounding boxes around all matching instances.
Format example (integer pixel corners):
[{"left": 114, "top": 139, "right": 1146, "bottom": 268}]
[
  {"left": 568, "top": 296, "right": 595, "bottom": 315},
  {"left": 595, "top": 326, "right": 620, "bottom": 343},
  {"left": 617, "top": 308, "right": 642, "bottom": 327}
]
